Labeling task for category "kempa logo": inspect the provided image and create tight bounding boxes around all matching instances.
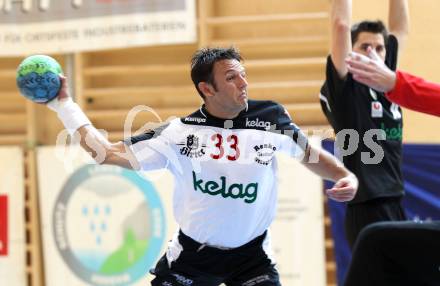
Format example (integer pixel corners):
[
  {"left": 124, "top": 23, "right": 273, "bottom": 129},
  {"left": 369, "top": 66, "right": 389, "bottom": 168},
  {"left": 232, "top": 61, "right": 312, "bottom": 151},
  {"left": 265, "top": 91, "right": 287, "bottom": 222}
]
[
  {"left": 184, "top": 117, "right": 206, "bottom": 123},
  {"left": 192, "top": 171, "right": 258, "bottom": 204},
  {"left": 246, "top": 118, "right": 271, "bottom": 130}
]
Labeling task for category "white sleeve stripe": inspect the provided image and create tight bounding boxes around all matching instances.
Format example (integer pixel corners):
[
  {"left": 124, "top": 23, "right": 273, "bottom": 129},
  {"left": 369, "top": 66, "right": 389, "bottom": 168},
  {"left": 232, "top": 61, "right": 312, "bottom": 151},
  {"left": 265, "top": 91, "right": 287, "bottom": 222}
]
[{"left": 319, "top": 93, "right": 332, "bottom": 112}]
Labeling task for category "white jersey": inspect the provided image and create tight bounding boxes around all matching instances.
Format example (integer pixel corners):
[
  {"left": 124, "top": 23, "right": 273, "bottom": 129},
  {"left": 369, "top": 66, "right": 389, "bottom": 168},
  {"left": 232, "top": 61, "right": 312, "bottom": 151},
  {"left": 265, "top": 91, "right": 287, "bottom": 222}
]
[{"left": 125, "top": 100, "right": 308, "bottom": 248}]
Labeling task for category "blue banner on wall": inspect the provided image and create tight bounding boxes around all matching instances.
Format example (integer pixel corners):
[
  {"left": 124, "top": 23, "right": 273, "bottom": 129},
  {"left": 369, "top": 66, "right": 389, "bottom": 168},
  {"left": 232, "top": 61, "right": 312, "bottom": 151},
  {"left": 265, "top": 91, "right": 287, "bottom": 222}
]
[{"left": 323, "top": 141, "right": 440, "bottom": 286}]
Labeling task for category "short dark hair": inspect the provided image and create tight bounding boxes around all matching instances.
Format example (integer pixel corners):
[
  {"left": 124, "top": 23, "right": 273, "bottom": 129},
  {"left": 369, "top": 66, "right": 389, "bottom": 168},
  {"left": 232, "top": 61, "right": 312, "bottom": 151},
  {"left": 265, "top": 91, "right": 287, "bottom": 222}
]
[
  {"left": 351, "top": 20, "right": 388, "bottom": 46},
  {"left": 190, "top": 47, "right": 242, "bottom": 99}
]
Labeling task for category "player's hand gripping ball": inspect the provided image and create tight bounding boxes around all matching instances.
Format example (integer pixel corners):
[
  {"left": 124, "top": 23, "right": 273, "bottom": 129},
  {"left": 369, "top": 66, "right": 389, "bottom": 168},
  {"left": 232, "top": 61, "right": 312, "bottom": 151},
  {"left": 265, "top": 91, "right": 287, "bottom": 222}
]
[{"left": 16, "top": 55, "right": 63, "bottom": 103}]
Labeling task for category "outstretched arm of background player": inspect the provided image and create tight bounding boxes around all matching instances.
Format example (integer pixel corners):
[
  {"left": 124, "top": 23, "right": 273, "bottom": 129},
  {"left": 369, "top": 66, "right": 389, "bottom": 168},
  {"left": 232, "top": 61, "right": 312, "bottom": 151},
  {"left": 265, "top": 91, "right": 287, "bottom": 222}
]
[
  {"left": 346, "top": 48, "right": 397, "bottom": 92},
  {"left": 347, "top": 50, "right": 440, "bottom": 117},
  {"left": 47, "top": 76, "right": 140, "bottom": 170},
  {"left": 388, "top": 0, "right": 409, "bottom": 50},
  {"left": 301, "top": 144, "right": 358, "bottom": 202},
  {"left": 330, "top": 0, "right": 352, "bottom": 78}
]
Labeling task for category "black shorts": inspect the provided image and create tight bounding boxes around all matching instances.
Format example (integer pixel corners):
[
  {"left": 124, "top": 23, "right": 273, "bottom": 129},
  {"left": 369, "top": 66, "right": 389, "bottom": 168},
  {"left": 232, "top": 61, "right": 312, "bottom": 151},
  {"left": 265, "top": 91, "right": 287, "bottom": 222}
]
[
  {"left": 345, "top": 221, "right": 440, "bottom": 286},
  {"left": 345, "top": 197, "right": 406, "bottom": 248},
  {"left": 150, "top": 230, "right": 281, "bottom": 286}
]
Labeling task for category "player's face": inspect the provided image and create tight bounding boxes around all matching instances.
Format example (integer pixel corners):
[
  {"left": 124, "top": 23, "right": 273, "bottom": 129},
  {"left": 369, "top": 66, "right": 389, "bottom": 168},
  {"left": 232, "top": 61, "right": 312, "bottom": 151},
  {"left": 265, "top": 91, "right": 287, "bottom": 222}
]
[
  {"left": 208, "top": 59, "right": 248, "bottom": 115},
  {"left": 353, "top": 32, "right": 386, "bottom": 61}
]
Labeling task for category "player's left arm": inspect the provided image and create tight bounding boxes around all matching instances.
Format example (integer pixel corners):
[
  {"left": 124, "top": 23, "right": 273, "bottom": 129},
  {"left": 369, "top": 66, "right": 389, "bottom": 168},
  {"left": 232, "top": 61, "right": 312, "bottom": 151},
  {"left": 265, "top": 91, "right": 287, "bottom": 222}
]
[
  {"left": 277, "top": 103, "right": 357, "bottom": 202},
  {"left": 388, "top": 0, "right": 409, "bottom": 50},
  {"left": 301, "top": 144, "right": 358, "bottom": 202}
]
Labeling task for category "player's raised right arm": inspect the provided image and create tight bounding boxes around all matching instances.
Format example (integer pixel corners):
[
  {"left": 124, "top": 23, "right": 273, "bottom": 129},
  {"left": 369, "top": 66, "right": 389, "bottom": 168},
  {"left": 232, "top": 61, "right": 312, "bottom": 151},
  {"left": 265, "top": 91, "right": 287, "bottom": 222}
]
[
  {"left": 48, "top": 76, "right": 140, "bottom": 170},
  {"left": 330, "top": 0, "right": 352, "bottom": 78},
  {"left": 388, "top": 0, "right": 409, "bottom": 50}
]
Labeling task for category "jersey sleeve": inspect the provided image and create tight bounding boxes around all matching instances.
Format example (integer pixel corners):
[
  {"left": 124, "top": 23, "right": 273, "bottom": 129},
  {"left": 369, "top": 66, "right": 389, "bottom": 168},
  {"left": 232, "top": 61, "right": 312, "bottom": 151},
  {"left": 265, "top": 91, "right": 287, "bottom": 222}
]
[
  {"left": 385, "top": 34, "right": 399, "bottom": 72},
  {"left": 275, "top": 104, "right": 309, "bottom": 159},
  {"left": 123, "top": 123, "right": 174, "bottom": 171},
  {"left": 387, "top": 70, "right": 440, "bottom": 117},
  {"left": 319, "top": 56, "right": 351, "bottom": 129},
  {"left": 320, "top": 55, "right": 347, "bottom": 107}
]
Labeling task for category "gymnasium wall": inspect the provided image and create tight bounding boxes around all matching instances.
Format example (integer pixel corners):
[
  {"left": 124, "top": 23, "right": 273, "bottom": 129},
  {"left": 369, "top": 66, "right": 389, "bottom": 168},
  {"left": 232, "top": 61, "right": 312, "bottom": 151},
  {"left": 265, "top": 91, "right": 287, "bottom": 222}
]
[
  {"left": 0, "top": 0, "right": 333, "bottom": 146},
  {"left": 2, "top": 1, "right": 439, "bottom": 146}
]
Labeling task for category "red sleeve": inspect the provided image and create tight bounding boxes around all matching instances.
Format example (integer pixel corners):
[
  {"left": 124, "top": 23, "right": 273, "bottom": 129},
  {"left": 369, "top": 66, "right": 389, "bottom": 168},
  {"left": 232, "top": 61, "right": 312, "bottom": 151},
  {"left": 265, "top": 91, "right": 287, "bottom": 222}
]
[{"left": 386, "top": 70, "right": 440, "bottom": 117}]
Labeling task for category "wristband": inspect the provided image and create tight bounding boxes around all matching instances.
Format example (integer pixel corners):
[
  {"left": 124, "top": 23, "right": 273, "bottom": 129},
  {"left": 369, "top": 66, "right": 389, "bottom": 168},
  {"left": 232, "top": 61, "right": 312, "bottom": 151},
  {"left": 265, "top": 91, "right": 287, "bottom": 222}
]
[{"left": 47, "top": 97, "right": 91, "bottom": 135}]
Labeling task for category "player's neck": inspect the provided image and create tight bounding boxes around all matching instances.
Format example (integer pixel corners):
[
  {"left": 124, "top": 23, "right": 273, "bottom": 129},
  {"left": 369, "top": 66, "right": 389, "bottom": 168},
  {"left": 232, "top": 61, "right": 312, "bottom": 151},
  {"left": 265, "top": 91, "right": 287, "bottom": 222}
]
[{"left": 204, "top": 103, "right": 243, "bottom": 119}]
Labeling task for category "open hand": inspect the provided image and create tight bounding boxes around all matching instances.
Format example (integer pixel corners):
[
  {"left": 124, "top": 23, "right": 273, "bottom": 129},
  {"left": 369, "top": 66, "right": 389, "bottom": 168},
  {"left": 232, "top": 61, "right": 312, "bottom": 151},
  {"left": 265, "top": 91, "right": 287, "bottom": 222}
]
[
  {"left": 47, "top": 75, "right": 72, "bottom": 111},
  {"left": 345, "top": 47, "right": 397, "bottom": 93},
  {"left": 56, "top": 75, "right": 70, "bottom": 100},
  {"left": 326, "top": 174, "right": 358, "bottom": 202}
]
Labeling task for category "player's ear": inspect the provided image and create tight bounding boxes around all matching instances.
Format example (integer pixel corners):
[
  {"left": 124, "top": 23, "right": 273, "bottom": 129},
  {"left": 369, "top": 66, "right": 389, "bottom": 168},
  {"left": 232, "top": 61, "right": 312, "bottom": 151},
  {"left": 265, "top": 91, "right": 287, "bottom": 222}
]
[{"left": 198, "top": 82, "right": 215, "bottom": 98}]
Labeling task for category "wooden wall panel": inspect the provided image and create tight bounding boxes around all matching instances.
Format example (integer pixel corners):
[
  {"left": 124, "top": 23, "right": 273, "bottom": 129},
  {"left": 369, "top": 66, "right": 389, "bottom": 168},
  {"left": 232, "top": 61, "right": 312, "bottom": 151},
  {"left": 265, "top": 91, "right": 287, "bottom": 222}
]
[{"left": 213, "top": 0, "right": 329, "bottom": 16}]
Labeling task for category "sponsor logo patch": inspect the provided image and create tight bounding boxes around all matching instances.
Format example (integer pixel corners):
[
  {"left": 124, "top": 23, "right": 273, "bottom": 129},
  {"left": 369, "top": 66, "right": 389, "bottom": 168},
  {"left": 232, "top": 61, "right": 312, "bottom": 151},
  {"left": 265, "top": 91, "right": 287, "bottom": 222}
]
[
  {"left": 184, "top": 117, "right": 206, "bottom": 124},
  {"left": 371, "top": 101, "right": 383, "bottom": 118},
  {"left": 177, "top": 134, "right": 206, "bottom": 158},
  {"left": 245, "top": 118, "right": 271, "bottom": 130},
  {"left": 254, "top": 143, "right": 277, "bottom": 166},
  {"left": 192, "top": 171, "right": 258, "bottom": 204}
]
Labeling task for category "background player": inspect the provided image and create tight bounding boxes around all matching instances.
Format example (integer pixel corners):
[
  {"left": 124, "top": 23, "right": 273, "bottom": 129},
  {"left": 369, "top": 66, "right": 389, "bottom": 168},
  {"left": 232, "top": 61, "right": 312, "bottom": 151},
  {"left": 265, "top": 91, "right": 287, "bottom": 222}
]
[
  {"left": 319, "top": 0, "right": 409, "bottom": 248},
  {"left": 343, "top": 48, "right": 440, "bottom": 286}
]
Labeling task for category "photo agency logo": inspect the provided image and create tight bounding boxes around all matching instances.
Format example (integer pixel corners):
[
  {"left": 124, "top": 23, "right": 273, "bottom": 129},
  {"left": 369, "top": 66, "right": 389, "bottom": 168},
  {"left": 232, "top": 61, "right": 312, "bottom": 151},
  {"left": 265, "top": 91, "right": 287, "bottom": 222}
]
[
  {"left": 52, "top": 164, "right": 166, "bottom": 286},
  {"left": 54, "top": 104, "right": 390, "bottom": 176}
]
